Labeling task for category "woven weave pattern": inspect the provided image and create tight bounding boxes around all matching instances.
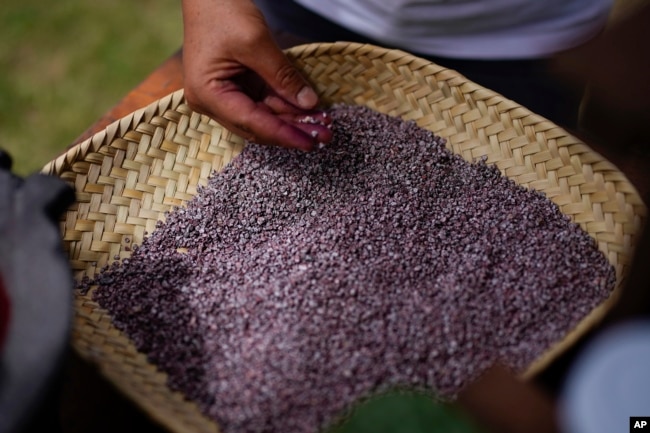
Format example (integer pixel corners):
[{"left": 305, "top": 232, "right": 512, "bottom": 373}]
[{"left": 44, "top": 42, "right": 645, "bottom": 433}]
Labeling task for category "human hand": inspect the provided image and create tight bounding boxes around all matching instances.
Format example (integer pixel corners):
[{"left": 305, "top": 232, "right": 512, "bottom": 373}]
[{"left": 181, "top": 0, "right": 332, "bottom": 151}]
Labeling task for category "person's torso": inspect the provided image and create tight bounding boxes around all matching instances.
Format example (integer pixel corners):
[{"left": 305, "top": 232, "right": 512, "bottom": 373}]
[{"left": 294, "top": 0, "right": 613, "bottom": 58}]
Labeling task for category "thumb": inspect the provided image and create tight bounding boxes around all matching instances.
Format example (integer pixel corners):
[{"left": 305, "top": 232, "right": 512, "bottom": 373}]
[{"left": 251, "top": 39, "right": 319, "bottom": 110}]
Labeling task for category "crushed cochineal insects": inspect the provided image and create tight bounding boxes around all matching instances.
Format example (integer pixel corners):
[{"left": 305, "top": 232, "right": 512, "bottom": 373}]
[{"left": 88, "top": 104, "right": 615, "bottom": 433}]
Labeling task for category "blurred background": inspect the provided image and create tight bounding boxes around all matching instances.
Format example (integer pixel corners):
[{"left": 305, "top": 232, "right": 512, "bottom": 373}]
[{"left": 1, "top": 0, "right": 183, "bottom": 175}]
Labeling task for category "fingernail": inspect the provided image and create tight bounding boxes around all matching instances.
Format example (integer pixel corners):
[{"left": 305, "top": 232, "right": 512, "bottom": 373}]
[{"left": 297, "top": 86, "right": 318, "bottom": 109}]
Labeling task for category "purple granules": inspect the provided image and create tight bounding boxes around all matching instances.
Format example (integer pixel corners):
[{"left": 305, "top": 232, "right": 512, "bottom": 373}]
[{"left": 90, "top": 104, "right": 615, "bottom": 433}]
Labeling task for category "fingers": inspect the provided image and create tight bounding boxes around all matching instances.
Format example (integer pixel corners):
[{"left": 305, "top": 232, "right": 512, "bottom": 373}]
[
  {"left": 242, "top": 111, "right": 333, "bottom": 151},
  {"left": 201, "top": 81, "right": 332, "bottom": 151},
  {"left": 245, "top": 110, "right": 333, "bottom": 151},
  {"left": 185, "top": 75, "right": 332, "bottom": 151},
  {"left": 292, "top": 112, "right": 333, "bottom": 144}
]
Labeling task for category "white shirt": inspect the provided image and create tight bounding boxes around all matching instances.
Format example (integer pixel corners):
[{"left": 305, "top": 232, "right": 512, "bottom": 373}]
[{"left": 294, "top": 0, "right": 613, "bottom": 59}]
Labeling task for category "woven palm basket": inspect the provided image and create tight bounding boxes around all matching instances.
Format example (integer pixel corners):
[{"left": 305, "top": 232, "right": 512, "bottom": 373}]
[{"left": 44, "top": 42, "right": 645, "bottom": 433}]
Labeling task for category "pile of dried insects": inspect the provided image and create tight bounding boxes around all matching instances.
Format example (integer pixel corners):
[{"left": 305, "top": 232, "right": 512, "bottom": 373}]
[{"left": 90, "top": 104, "right": 615, "bottom": 433}]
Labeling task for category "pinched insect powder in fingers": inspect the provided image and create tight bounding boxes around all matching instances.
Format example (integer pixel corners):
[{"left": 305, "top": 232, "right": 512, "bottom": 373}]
[{"left": 90, "top": 104, "right": 615, "bottom": 433}]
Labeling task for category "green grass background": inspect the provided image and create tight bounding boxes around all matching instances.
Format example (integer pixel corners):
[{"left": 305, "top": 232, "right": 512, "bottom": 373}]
[{"left": 1, "top": 0, "right": 183, "bottom": 175}]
